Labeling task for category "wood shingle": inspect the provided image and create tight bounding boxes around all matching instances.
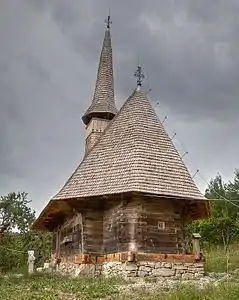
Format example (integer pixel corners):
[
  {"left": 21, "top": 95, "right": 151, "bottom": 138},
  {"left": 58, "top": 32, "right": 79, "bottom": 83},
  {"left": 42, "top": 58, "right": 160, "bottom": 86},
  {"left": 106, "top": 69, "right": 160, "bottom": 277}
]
[
  {"left": 82, "top": 29, "right": 117, "bottom": 125},
  {"left": 54, "top": 89, "right": 205, "bottom": 201}
]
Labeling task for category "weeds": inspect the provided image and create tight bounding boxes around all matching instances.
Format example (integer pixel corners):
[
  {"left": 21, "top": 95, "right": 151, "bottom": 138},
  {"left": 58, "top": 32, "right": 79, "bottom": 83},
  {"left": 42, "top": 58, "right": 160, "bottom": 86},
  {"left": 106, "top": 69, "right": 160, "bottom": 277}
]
[
  {"left": 1, "top": 246, "right": 239, "bottom": 299},
  {"left": 204, "top": 244, "right": 239, "bottom": 273},
  {"left": 0, "top": 273, "right": 118, "bottom": 300}
]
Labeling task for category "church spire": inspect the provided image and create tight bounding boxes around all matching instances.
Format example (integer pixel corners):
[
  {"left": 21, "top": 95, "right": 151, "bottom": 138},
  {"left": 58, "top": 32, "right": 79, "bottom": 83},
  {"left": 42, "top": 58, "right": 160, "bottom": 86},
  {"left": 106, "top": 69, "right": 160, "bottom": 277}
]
[{"left": 82, "top": 14, "right": 117, "bottom": 125}]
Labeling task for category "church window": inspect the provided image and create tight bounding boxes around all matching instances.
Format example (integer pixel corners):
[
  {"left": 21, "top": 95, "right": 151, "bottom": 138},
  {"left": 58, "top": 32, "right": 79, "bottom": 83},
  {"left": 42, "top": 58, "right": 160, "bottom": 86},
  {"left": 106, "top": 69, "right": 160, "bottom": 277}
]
[{"left": 158, "top": 221, "right": 166, "bottom": 230}]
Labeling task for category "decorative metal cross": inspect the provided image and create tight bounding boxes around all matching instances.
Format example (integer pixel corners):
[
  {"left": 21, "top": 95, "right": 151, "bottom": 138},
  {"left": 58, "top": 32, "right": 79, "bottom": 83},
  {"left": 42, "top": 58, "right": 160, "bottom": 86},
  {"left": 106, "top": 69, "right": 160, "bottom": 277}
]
[
  {"left": 134, "top": 66, "right": 145, "bottom": 87},
  {"left": 105, "top": 15, "right": 112, "bottom": 29}
]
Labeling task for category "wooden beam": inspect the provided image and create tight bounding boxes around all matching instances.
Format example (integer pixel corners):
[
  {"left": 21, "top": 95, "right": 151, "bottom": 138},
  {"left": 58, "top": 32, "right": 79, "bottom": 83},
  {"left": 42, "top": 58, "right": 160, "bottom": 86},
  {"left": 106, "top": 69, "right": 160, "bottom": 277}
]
[{"left": 55, "top": 251, "right": 200, "bottom": 265}]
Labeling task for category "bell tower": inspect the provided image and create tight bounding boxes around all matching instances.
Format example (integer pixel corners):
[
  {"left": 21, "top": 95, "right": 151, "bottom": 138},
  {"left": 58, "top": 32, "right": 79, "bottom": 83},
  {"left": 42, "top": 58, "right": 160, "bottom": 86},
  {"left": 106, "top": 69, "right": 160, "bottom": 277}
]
[{"left": 82, "top": 15, "right": 117, "bottom": 154}]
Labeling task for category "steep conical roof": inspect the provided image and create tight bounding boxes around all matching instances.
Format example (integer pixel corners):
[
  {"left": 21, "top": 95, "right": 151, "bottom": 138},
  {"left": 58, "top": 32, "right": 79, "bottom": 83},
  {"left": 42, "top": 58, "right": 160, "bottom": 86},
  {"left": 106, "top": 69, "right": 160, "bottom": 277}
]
[
  {"left": 54, "top": 89, "right": 205, "bottom": 201},
  {"left": 82, "top": 27, "right": 117, "bottom": 125}
]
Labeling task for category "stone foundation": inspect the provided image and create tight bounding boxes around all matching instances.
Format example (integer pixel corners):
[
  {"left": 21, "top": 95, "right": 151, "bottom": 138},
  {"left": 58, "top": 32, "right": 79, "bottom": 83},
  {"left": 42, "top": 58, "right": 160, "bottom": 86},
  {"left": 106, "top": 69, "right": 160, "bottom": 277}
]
[{"left": 57, "top": 261, "right": 204, "bottom": 280}]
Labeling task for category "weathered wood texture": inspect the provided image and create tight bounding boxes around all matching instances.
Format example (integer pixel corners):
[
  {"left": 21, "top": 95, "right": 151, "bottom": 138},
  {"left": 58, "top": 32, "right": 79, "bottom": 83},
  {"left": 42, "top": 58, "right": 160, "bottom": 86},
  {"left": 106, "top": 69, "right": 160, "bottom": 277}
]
[
  {"left": 103, "top": 200, "right": 130, "bottom": 253},
  {"left": 52, "top": 194, "right": 197, "bottom": 259},
  {"left": 85, "top": 118, "right": 110, "bottom": 154},
  {"left": 102, "top": 198, "right": 143, "bottom": 254},
  {"left": 54, "top": 210, "right": 103, "bottom": 257},
  {"left": 82, "top": 210, "right": 103, "bottom": 254},
  {"left": 138, "top": 198, "right": 185, "bottom": 254},
  {"left": 54, "top": 213, "right": 83, "bottom": 258}
]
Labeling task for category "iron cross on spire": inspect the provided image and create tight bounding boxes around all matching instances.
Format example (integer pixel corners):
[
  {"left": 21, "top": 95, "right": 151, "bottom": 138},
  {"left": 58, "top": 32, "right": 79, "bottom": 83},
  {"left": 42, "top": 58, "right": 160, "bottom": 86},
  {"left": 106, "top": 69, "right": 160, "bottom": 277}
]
[
  {"left": 105, "top": 14, "right": 112, "bottom": 29},
  {"left": 134, "top": 65, "right": 145, "bottom": 90}
]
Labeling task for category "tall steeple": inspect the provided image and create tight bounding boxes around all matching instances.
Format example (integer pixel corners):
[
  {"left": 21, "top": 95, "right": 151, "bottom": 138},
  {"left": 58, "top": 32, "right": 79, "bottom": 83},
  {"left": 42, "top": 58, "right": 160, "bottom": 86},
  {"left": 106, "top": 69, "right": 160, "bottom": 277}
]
[
  {"left": 83, "top": 15, "right": 117, "bottom": 154},
  {"left": 82, "top": 15, "right": 117, "bottom": 126}
]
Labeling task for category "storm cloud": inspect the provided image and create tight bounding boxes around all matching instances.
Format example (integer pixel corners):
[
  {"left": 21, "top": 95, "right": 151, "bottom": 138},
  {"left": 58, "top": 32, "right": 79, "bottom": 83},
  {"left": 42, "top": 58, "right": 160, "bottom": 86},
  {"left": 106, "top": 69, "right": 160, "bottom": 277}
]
[{"left": 0, "top": 0, "right": 238, "bottom": 213}]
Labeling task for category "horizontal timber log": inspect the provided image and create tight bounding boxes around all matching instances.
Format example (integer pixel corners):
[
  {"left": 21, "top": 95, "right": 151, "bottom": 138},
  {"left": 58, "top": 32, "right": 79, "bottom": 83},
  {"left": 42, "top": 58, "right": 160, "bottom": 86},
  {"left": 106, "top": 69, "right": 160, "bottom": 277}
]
[{"left": 58, "top": 252, "right": 199, "bottom": 264}]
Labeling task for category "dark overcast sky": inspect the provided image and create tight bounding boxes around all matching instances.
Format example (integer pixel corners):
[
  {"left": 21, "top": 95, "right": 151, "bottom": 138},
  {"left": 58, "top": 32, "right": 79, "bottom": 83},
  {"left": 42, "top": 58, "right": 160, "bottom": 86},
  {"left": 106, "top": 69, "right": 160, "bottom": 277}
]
[{"left": 0, "top": 0, "right": 238, "bottom": 214}]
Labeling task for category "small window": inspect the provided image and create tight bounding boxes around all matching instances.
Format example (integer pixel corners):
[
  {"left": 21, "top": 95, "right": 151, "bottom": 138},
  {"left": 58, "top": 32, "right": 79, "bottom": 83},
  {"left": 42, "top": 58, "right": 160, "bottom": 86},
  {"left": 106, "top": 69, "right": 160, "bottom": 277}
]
[{"left": 158, "top": 221, "right": 166, "bottom": 230}]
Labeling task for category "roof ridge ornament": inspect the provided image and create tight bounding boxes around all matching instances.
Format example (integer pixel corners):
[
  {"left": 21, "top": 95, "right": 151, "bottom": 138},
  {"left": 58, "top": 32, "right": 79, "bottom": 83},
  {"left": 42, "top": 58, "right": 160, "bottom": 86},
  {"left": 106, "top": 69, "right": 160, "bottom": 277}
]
[
  {"left": 105, "top": 14, "right": 112, "bottom": 30},
  {"left": 134, "top": 65, "right": 145, "bottom": 91}
]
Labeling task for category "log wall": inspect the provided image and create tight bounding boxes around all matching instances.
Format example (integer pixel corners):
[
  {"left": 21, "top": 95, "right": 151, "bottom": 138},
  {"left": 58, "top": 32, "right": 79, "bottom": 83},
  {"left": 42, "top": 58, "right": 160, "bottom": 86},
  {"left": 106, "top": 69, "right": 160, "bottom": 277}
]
[
  {"left": 83, "top": 210, "right": 103, "bottom": 254},
  {"left": 53, "top": 213, "right": 83, "bottom": 258},
  {"left": 52, "top": 195, "right": 189, "bottom": 259},
  {"left": 102, "top": 197, "right": 144, "bottom": 254},
  {"left": 138, "top": 198, "right": 185, "bottom": 254},
  {"left": 103, "top": 201, "right": 129, "bottom": 253}
]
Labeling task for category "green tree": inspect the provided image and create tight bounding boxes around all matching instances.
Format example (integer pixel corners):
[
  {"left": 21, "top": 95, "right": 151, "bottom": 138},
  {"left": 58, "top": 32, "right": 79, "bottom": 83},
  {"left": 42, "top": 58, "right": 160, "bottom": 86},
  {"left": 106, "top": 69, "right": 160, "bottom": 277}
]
[
  {"left": 24, "top": 230, "right": 52, "bottom": 267},
  {"left": 0, "top": 192, "right": 35, "bottom": 233},
  {"left": 0, "top": 192, "right": 52, "bottom": 273},
  {"left": 188, "top": 169, "right": 239, "bottom": 250},
  {"left": 205, "top": 171, "right": 239, "bottom": 218},
  {"left": 188, "top": 216, "right": 239, "bottom": 251}
]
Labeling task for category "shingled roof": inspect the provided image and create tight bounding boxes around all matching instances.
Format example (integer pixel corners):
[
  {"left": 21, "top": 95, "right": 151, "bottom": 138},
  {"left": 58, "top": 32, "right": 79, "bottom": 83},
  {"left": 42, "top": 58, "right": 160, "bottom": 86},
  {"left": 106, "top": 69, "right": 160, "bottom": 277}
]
[
  {"left": 82, "top": 27, "right": 118, "bottom": 125},
  {"left": 54, "top": 89, "right": 205, "bottom": 201}
]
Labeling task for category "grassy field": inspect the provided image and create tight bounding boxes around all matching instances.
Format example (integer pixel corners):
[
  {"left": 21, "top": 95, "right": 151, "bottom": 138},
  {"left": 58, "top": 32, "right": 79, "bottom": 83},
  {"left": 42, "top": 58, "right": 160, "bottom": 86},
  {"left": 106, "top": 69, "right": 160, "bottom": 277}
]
[
  {"left": 128, "top": 284, "right": 239, "bottom": 300},
  {"left": 1, "top": 246, "right": 239, "bottom": 300},
  {"left": 0, "top": 273, "right": 119, "bottom": 300},
  {"left": 1, "top": 273, "right": 239, "bottom": 300},
  {"left": 204, "top": 244, "right": 239, "bottom": 273}
]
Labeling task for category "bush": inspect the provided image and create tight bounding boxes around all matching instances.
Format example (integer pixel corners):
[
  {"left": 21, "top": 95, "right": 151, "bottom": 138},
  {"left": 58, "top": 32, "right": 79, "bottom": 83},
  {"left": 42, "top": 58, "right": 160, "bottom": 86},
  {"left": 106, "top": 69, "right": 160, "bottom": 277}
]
[{"left": 0, "top": 231, "right": 52, "bottom": 273}]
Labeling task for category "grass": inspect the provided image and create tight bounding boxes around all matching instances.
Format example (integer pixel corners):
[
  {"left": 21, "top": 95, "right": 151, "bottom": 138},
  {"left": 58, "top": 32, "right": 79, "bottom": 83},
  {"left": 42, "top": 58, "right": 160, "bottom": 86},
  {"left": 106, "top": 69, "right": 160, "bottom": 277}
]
[
  {"left": 1, "top": 245, "right": 239, "bottom": 299},
  {"left": 0, "top": 273, "right": 119, "bottom": 300},
  {"left": 1, "top": 273, "right": 239, "bottom": 300},
  {"left": 204, "top": 244, "right": 239, "bottom": 273},
  {"left": 125, "top": 283, "right": 239, "bottom": 300}
]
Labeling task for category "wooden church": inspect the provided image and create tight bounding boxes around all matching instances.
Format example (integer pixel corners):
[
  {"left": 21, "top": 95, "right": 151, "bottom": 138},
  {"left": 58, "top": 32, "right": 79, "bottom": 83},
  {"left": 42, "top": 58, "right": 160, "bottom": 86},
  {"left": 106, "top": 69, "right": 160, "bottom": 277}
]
[{"left": 33, "top": 16, "right": 209, "bottom": 264}]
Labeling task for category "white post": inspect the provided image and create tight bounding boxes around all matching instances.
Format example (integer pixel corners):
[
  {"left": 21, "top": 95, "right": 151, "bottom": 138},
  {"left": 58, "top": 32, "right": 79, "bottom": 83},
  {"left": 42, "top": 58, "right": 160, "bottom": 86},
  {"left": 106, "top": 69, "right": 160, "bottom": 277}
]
[{"left": 28, "top": 250, "right": 35, "bottom": 274}]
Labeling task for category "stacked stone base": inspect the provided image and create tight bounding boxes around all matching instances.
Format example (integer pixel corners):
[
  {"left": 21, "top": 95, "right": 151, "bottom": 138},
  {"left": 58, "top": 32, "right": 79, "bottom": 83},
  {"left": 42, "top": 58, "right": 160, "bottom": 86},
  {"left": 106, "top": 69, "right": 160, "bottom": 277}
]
[{"left": 58, "top": 261, "right": 204, "bottom": 280}]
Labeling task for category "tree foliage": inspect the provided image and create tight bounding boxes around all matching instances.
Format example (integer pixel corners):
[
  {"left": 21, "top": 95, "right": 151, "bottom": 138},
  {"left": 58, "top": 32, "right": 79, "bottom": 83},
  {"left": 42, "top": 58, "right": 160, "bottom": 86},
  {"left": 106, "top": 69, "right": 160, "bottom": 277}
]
[
  {"left": 206, "top": 170, "right": 239, "bottom": 218},
  {"left": 0, "top": 192, "right": 35, "bottom": 233},
  {"left": 188, "top": 169, "right": 239, "bottom": 250},
  {"left": 0, "top": 231, "right": 52, "bottom": 273},
  {"left": 0, "top": 192, "right": 52, "bottom": 273}
]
